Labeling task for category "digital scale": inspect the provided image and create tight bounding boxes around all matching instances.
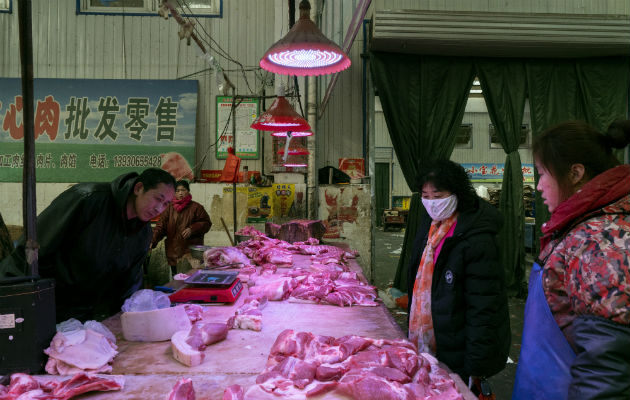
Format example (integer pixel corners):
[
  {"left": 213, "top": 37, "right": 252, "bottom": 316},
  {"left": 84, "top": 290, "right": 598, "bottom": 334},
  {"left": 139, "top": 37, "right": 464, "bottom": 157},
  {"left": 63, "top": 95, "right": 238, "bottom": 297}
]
[{"left": 168, "top": 270, "right": 243, "bottom": 304}]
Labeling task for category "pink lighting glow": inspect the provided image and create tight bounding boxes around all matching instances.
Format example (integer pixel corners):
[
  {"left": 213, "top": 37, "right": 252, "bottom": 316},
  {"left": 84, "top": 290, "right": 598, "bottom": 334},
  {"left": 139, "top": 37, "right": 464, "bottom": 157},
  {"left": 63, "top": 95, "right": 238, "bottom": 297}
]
[
  {"left": 250, "top": 95, "right": 311, "bottom": 132},
  {"left": 270, "top": 130, "right": 313, "bottom": 137},
  {"left": 259, "top": 0, "right": 351, "bottom": 76}
]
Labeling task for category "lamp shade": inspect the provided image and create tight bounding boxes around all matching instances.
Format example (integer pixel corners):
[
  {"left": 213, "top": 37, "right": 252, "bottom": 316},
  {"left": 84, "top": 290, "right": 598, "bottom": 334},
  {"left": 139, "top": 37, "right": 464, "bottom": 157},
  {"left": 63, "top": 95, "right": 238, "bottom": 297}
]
[
  {"left": 283, "top": 153, "right": 308, "bottom": 168},
  {"left": 250, "top": 95, "right": 311, "bottom": 132},
  {"left": 260, "top": 0, "right": 351, "bottom": 76},
  {"left": 278, "top": 145, "right": 310, "bottom": 155}
]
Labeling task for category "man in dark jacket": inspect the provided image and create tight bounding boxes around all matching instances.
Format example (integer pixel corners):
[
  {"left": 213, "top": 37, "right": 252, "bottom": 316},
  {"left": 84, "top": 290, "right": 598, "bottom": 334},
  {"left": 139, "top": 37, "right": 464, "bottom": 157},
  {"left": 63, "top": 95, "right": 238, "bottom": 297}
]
[{"left": 0, "top": 168, "right": 176, "bottom": 322}]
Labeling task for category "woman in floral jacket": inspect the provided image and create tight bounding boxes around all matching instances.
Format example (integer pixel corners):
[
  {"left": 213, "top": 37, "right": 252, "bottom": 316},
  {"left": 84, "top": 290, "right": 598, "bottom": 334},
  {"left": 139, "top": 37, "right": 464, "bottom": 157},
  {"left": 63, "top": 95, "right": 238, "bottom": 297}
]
[{"left": 513, "top": 120, "right": 630, "bottom": 400}]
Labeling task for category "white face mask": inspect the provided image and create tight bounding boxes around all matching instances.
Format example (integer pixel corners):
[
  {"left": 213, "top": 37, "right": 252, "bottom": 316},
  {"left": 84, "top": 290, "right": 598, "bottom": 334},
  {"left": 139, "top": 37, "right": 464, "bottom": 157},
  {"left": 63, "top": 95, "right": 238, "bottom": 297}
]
[{"left": 422, "top": 194, "right": 458, "bottom": 221}]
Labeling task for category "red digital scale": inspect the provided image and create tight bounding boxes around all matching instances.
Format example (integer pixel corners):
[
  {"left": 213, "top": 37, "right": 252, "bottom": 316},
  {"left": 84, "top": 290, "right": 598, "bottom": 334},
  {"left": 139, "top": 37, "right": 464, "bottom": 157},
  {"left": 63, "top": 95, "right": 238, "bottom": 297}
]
[{"left": 169, "top": 270, "right": 243, "bottom": 304}]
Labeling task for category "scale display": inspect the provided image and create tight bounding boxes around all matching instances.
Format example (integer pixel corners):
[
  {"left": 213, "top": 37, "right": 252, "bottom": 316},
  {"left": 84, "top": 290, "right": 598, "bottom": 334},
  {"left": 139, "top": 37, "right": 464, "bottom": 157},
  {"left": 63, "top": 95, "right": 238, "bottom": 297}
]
[
  {"left": 184, "top": 270, "right": 238, "bottom": 287},
  {"left": 170, "top": 270, "right": 243, "bottom": 304}
]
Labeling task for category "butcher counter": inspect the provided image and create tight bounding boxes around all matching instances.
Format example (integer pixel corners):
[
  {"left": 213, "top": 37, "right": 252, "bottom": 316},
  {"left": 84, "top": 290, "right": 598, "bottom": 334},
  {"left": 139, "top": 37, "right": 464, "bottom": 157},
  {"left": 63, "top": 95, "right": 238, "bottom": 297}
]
[{"left": 59, "top": 252, "right": 476, "bottom": 399}]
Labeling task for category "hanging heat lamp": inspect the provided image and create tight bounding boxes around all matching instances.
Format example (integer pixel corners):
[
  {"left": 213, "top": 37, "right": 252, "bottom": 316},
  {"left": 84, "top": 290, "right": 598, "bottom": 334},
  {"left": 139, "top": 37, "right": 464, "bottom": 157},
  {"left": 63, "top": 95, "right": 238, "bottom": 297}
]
[
  {"left": 260, "top": 0, "right": 351, "bottom": 76},
  {"left": 277, "top": 131, "right": 309, "bottom": 164},
  {"left": 277, "top": 144, "right": 309, "bottom": 156},
  {"left": 283, "top": 153, "right": 308, "bottom": 168},
  {"left": 250, "top": 86, "right": 311, "bottom": 132}
]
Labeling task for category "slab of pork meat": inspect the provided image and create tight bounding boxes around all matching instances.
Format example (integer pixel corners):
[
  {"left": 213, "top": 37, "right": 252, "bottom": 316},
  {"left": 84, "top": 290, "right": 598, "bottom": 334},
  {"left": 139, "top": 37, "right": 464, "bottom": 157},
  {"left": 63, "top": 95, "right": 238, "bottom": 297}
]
[
  {"left": 3, "top": 373, "right": 123, "bottom": 400},
  {"left": 167, "top": 378, "right": 195, "bottom": 400},
  {"left": 185, "top": 322, "right": 229, "bottom": 350},
  {"left": 222, "top": 384, "right": 244, "bottom": 400}
]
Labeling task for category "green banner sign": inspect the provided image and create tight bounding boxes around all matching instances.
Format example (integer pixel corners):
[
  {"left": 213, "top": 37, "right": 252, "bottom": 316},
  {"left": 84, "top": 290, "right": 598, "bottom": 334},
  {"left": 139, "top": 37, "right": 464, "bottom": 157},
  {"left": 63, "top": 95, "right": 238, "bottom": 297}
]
[{"left": 0, "top": 78, "right": 197, "bottom": 182}]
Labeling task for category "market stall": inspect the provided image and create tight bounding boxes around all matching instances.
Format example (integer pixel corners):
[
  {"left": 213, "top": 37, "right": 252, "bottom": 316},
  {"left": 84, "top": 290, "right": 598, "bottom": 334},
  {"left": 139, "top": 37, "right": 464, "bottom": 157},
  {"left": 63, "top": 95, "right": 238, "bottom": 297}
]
[{"left": 12, "top": 239, "right": 475, "bottom": 399}]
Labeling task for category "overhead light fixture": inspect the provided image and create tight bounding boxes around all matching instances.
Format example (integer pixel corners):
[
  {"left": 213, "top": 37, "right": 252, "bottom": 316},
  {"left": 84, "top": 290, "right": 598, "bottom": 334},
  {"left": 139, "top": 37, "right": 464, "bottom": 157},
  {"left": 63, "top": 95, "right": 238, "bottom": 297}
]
[
  {"left": 278, "top": 145, "right": 309, "bottom": 156},
  {"left": 283, "top": 153, "right": 308, "bottom": 168},
  {"left": 259, "top": 0, "right": 351, "bottom": 76},
  {"left": 250, "top": 86, "right": 311, "bottom": 132}
]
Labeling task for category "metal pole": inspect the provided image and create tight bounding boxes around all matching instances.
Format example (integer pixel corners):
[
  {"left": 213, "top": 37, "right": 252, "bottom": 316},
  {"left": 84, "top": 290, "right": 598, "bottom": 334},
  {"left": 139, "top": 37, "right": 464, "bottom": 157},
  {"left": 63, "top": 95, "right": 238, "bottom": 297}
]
[
  {"left": 17, "top": 0, "right": 38, "bottom": 277},
  {"left": 232, "top": 94, "right": 237, "bottom": 235}
]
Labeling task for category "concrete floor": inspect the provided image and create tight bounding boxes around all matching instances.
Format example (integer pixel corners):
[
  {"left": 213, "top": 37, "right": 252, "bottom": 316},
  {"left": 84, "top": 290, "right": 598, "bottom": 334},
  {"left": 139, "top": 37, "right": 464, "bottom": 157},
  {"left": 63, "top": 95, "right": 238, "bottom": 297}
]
[{"left": 373, "top": 226, "right": 530, "bottom": 400}]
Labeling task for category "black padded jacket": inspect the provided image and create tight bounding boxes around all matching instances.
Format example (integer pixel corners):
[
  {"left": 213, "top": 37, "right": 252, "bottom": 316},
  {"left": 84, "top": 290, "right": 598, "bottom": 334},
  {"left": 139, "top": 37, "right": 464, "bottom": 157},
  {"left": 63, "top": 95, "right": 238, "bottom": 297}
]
[
  {"left": 407, "top": 198, "right": 511, "bottom": 380},
  {"left": 0, "top": 172, "right": 151, "bottom": 322}
]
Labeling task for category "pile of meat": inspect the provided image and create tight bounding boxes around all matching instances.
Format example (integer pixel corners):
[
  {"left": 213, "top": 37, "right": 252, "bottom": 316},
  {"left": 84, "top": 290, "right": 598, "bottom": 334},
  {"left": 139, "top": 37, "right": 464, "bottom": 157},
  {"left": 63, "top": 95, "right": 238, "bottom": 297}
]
[
  {"left": 245, "top": 270, "right": 378, "bottom": 307},
  {"left": 0, "top": 372, "right": 123, "bottom": 400},
  {"left": 233, "top": 329, "right": 463, "bottom": 400},
  {"left": 44, "top": 319, "right": 118, "bottom": 375},
  {"left": 204, "top": 231, "right": 358, "bottom": 273}
]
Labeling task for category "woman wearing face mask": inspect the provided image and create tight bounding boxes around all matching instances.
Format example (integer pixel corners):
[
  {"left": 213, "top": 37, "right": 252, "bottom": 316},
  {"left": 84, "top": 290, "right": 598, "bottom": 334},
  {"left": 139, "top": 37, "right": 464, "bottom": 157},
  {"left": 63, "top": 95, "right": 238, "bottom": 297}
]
[{"left": 407, "top": 159, "right": 510, "bottom": 394}]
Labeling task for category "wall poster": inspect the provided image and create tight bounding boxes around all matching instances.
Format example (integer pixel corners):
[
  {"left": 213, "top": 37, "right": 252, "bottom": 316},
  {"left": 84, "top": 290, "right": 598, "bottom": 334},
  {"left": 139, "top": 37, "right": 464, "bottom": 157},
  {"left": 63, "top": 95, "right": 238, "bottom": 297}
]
[
  {"left": 216, "top": 96, "right": 259, "bottom": 160},
  {"left": 0, "top": 78, "right": 197, "bottom": 182}
]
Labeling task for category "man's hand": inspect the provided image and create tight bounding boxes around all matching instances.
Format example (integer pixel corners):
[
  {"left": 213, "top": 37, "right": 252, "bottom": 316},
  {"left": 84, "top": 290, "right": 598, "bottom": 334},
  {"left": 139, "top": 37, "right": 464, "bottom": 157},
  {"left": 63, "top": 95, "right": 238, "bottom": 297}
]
[{"left": 181, "top": 227, "right": 192, "bottom": 239}]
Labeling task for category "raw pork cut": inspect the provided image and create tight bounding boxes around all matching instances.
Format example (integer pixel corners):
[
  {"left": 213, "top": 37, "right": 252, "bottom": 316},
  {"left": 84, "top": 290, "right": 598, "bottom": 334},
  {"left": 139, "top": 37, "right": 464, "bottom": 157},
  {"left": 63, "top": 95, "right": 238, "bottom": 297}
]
[
  {"left": 2, "top": 373, "right": 123, "bottom": 400},
  {"left": 44, "top": 329, "right": 118, "bottom": 374},
  {"left": 228, "top": 296, "right": 268, "bottom": 331},
  {"left": 186, "top": 322, "right": 229, "bottom": 350},
  {"left": 167, "top": 378, "right": 195, "bottom": 400},
  {"left": 243, "top": 329, "right": 463, "bottom": 400},
  {"left": 204, "top": 247, "right": 252, "bottom": 268},
  {"left": 223, "top": 384, "right": 244, "bottom": 400},
  {"left": 171, "top": 330, "right": 205, "bottom": 367}
]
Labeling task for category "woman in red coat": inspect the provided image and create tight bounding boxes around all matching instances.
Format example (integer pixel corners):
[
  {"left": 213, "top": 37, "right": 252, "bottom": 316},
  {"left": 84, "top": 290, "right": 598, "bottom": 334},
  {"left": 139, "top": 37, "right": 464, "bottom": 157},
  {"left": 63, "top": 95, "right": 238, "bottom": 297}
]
[{"left": 152, "top": 180, "right": 211, "bottom": 275}]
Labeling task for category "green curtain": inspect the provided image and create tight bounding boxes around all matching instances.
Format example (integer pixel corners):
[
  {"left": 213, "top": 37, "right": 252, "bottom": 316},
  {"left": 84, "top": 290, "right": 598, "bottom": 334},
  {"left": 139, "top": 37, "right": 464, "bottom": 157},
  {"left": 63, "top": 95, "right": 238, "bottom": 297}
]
[
  {"left": 370, "top": 52, "right": 475, "bottom": 292},
  {"left": 526, "top": 56, "right": 630, "bottom": 251},
  {"left": 475, "top": 60, "right": 527, "bottom": 296}
]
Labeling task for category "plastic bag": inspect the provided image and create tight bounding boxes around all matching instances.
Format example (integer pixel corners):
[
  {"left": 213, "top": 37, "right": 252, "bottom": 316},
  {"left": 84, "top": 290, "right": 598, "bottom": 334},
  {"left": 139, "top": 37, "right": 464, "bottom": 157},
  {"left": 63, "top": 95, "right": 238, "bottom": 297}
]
[{"left": 121, "top": 289, "right": 171, "bottom": 312}]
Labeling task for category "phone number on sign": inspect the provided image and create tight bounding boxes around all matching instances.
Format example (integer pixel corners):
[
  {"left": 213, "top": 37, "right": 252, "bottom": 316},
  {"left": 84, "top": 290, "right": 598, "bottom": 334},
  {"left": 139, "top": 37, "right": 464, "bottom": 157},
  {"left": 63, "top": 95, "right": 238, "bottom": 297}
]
[{"left": 113, "top": 154, "right": 162, "bottom": 168}]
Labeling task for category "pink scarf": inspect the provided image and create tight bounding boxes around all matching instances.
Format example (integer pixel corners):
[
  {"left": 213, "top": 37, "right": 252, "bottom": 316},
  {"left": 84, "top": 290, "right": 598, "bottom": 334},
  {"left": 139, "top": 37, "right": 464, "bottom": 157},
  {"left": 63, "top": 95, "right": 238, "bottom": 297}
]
[
  {"left": 409, "top": 213, "right": 458, "bottom": 354},
  {"left": 172, "top": 194, "right": 192, "bottom": 212}
]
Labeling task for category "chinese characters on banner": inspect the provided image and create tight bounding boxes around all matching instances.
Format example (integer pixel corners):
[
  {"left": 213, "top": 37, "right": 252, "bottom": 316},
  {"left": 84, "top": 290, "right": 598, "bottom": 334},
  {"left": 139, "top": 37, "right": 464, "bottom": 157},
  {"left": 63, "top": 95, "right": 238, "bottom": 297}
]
[
  {"left": 216, "top": 96, "right": 259, "bottom": 159},
  {"left": 461, "top": 163, "right": 534, "bottom": 182},
  {"left": 0, "top": 78, "right": 197, "bottom": 182}
]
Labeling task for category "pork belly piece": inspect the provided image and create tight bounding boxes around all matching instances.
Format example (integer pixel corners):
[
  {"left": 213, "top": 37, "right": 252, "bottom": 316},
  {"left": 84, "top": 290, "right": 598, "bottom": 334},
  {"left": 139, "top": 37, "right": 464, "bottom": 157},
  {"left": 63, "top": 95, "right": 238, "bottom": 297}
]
[
  {"left": 171, "top": 330, "right": 205, "bottom": 367},
  {"left": 167, "top": 378, "right": 195, "bottom": 400}
]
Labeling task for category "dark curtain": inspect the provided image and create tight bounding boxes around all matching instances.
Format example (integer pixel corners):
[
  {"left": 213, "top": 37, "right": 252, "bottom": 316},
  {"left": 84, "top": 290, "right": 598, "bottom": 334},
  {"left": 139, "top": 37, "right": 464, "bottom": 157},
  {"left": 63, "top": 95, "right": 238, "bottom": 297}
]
[
  {"left": 475, "top": 60, "right": 527, "bottom": 296},
  {"left": 370, "top": 52, "right": 475, "bottom": 292},
  {"left": 526, "top": 57, "right": 630, "bottom": 251}
]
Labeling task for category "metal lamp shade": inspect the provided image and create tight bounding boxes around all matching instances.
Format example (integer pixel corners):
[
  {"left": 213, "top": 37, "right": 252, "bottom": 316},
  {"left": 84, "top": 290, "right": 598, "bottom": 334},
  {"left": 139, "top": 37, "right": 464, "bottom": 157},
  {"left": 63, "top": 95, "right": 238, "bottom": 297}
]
[
  {"left": 250, "top": 95, "right": 311, "bottom": 132},
  {"left": 283, "top": 153, "right": 308, "bottom": 168},
  {"left": 259, "top": 1, "right": 351, "bottom": 76}
]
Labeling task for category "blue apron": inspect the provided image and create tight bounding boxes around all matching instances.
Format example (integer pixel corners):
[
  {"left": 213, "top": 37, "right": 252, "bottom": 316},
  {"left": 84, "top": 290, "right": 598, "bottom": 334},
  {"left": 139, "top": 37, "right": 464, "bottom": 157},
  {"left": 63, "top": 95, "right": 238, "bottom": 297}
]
[{"left": 512, "top": 261, "right": 576, "bottom": 400}]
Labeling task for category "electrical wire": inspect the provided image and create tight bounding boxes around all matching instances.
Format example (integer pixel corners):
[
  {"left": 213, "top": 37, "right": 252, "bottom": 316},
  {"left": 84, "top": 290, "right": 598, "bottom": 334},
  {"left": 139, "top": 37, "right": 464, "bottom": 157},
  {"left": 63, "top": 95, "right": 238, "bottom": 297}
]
[
  {"left": 173, "top": 0, "right": 256, "bottom": 94},
  {"left": 193, "top": 97, "right": 244, "bottom": 171}
]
